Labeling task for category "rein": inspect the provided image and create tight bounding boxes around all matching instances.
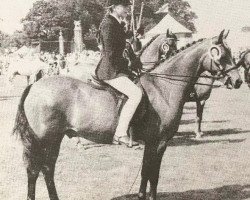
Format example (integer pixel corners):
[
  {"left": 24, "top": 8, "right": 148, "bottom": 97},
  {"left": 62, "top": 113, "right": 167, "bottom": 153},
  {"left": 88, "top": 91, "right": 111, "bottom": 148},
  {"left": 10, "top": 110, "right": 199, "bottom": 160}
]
[
  {"left": 139, "top": 54, "right": 240, "bottom": 88},
  {"left": 140, "top": 71, "right": 223, "bottom": 87}
]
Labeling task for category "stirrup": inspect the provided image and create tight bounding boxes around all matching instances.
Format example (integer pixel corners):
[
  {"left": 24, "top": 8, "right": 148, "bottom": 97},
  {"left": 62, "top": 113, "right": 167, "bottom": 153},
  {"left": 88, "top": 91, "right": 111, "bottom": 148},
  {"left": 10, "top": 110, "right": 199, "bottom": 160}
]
[{"left": 112, "top": 135, "right": 139, "bottom": 148}]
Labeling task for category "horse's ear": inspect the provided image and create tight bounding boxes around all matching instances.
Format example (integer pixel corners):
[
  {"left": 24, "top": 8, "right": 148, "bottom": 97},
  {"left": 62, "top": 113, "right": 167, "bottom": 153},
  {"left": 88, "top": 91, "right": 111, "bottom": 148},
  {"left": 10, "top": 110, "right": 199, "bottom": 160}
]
[
  {"left": 224, "top": 30, "right": 230, "bottom": 39},
  {"left": 217, "top": 29, "right": 225, "bottom": 44},
  {"left": 166, "top": 29, "right": 170, "bottom": 37}
]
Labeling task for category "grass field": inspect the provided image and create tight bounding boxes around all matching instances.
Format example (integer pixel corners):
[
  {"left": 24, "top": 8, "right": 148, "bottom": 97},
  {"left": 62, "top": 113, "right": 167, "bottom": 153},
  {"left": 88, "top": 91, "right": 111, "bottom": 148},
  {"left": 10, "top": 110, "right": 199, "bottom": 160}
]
[{"left": 0, "top": 76, "right": 250, "bottom": 200}]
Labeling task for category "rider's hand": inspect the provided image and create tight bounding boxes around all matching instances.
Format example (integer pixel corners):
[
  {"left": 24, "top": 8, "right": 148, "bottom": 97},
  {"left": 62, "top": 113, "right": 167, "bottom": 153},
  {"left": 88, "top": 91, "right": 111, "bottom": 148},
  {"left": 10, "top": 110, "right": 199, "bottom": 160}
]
[{"left": 136, "top": 25, "right": 145, "bottom": 36}]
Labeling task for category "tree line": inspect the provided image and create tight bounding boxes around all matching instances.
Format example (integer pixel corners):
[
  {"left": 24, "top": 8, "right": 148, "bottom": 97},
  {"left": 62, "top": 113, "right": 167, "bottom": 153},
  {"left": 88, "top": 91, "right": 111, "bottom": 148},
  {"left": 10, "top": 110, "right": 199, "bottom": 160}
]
[{"left": 0, "top": 0, "right": 197, "bottom": 49}]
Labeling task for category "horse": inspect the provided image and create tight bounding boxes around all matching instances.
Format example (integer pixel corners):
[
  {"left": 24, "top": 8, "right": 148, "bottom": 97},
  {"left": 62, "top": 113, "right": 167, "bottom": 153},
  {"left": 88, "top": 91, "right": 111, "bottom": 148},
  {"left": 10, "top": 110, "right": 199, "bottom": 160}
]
[
  {"left": 13, "top": 30, "right": 242, "bottom": 200},
  {"left": 237, "top": 49, "right": 250, "bottom": 87},
  {"left": 7, "top": 56, "right": 49, "bottom": 85},
  {"left": 138, "top": 31, "right": 241, "bottom": 138},
  {"left": 139, "top": 34, "right": 177, "bottom": 70}
]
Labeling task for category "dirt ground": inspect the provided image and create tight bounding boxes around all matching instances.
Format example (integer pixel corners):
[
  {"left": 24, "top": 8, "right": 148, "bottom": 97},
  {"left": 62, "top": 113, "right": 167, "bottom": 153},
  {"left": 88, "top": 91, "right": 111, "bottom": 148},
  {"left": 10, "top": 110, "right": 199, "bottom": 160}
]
[{"left": 0, "top": 76, "right": 250, "bottom": 200}]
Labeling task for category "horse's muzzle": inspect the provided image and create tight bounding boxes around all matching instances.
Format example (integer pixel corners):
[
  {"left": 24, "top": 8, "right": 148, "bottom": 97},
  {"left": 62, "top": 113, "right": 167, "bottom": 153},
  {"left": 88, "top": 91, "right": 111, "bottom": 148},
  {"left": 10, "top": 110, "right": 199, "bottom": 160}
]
[
  {"left": 225, "top": 76, "right": 242, "bottom": 89},
  {"left": 234, "top": 79, "right": 243, "bottom": 89}
]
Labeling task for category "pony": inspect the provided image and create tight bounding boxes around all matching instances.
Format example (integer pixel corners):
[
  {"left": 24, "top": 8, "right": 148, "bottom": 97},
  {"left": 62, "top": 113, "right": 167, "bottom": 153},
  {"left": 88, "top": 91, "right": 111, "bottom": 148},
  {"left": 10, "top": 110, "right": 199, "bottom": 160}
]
[
  {"left": 13, "top": 30, "right": 242, "bottom": 200},
  {"left": 7, "top": 55, "right": 49, "bottom": 85},
  {"left": 237, "top": 49, "right": 250, "bottom": 87},
  {"left": 139, "top": 34, "right": 177, "bottom": 70},
  {"left": 138, "top": 31, "right": 242, "bottom": 138}
]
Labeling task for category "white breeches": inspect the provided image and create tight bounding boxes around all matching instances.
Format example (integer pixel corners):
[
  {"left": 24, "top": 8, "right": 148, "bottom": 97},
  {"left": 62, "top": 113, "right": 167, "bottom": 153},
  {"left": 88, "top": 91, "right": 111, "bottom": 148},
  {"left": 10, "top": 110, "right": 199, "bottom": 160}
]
[{"left": 104, "top": 76, "right": 142, "bottom": 136}]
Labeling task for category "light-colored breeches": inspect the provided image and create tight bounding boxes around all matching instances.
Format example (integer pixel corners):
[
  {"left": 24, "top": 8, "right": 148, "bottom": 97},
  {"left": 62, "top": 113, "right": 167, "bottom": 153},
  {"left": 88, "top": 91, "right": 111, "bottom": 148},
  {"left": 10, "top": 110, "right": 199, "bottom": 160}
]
[{"left": 104, "top": 76, "right": 142, "bottom": 137}]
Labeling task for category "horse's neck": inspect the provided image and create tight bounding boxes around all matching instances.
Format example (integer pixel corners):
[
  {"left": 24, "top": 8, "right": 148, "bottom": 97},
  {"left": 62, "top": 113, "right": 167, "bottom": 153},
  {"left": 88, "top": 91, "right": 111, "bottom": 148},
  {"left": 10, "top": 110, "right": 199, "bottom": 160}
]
[
  {"left": 144, "top": 40, "right": 209, "bottom": 105},
  {"left": 140, "top": 36, "right": 163, "bottom": 62},
  {"left": 154, "top": 41, "right": 208, "bottom": 77}
]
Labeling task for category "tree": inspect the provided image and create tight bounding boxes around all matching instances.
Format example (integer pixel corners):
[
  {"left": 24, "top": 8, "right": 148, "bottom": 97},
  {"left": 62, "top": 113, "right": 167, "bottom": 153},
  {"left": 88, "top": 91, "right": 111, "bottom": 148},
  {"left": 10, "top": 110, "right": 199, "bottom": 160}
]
[
  {"left": 21, "top": 0, "right": 197, "bottom": 45},
  {"left": 0, "top": 30, "right": 28, "bottom": 49},
  {"left": 22, "top": 0, "right": 75, "bottom": 41},
  {"left": 153, "top": 0, "right": 197, "bottom": 32},
  {"left": 22, "top": 0, "right": 105, "bottom": 42}
]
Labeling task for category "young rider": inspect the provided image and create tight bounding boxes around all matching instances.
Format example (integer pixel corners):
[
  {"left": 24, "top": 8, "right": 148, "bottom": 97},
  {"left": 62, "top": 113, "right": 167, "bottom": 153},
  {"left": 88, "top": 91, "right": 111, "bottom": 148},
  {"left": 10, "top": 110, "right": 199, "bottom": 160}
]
[{"left": 95, "top": 0, "right": 142, "bottom": 146}]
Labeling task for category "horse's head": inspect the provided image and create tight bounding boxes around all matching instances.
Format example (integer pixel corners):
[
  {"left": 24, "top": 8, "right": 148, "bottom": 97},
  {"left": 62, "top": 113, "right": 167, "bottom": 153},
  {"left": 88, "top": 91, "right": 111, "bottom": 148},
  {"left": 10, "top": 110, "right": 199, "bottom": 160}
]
[
  {"left": 157, "top": 30, "right": 178, "bottom": 60},
  {"left": 239, "top": 50, "right": 250, "bottom": 70},
  {"left": 238, "top": 50, "right": 250, "bottom": 85},
  {"left": 199, "top": 30, "right": 242, "bottom": 89}
]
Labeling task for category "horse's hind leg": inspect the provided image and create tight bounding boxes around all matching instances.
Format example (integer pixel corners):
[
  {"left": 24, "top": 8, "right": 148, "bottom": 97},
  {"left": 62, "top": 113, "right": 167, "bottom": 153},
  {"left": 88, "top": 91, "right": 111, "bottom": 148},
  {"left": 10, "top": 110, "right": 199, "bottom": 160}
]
[
  {"left": 195, "top": 100, "right": 205, "bottom": 138},
  {"left": 24, "top": 138, "right": 43, "bottom": 200},
  {"left": 27, "top": 164, "right": 41, "bottom": 200},
  {"left": 41, "top": 136, "right": 63, "bottom": 200}
]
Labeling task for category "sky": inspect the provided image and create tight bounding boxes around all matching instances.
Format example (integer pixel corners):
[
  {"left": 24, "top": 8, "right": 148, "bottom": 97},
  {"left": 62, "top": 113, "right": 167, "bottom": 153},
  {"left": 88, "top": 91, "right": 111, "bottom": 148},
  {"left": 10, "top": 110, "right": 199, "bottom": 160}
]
[
  {"left": 0, "top": 0, "right": 37, "bottom": 34},
  {"left": 0, "top": 0, "right": 249, "bottom": 37}
]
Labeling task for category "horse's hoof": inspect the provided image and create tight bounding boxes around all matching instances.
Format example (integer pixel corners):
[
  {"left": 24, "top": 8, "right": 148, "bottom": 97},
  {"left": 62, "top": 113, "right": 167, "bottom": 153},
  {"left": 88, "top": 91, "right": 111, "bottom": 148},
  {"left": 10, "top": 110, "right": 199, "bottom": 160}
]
[
  {"left": 138, "top": 193, "right": 146, "bottom": 200},
  {"left": 195, "top": 132, "right": 204, "bottom": 139}
]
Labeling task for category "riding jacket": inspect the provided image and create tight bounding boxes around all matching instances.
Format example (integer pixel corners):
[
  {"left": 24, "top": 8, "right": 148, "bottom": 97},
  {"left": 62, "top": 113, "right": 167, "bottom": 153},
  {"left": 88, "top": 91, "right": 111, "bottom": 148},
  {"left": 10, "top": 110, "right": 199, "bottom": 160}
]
[{"left": 95, "top": 14, "right": 132, "bottom": 80}]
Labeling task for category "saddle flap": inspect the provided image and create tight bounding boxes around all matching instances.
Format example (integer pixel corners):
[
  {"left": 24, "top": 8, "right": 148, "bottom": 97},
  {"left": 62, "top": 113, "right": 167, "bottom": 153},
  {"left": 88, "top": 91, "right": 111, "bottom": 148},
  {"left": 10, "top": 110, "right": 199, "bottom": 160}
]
[
  {"left": 88, "top": 76, "right": 126, "bottom": 100},
  {"left": 88, "top": 75, "right": 109, "bottom": 90}
]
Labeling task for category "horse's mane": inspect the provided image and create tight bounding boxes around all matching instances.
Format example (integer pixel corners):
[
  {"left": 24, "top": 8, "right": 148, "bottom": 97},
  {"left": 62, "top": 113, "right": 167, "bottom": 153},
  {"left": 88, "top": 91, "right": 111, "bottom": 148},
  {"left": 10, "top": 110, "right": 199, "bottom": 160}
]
[
  {"left": 137, "top": 34, "right": 160, "bottom": 57},
  {"left": 144, "top": 38, "right": 206, "bottom": 72}
]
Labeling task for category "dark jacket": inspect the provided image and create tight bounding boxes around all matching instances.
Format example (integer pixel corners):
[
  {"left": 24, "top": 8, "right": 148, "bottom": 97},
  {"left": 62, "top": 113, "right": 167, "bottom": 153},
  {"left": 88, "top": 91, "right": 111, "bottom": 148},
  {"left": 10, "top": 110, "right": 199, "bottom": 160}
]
[{"left": 95, "top": 14, "right": 131, "bottom": 80}]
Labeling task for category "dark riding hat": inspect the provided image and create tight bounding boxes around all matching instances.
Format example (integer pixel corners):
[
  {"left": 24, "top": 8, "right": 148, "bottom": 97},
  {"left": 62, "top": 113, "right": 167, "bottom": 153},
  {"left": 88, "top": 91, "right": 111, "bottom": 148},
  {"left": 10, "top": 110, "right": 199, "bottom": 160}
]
[{"left": 107, "top": 0, "right": 132, "bottom": 6}]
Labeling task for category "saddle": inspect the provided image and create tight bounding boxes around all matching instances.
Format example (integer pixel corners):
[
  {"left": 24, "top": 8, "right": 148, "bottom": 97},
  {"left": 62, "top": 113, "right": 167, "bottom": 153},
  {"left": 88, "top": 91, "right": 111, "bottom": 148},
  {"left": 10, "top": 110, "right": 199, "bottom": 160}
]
[
  {"left": 89, "top": 75, "right": 141, "bottom": 92},
  {"left": 88, "top": 75, "right": 128, "bottom": 112}
]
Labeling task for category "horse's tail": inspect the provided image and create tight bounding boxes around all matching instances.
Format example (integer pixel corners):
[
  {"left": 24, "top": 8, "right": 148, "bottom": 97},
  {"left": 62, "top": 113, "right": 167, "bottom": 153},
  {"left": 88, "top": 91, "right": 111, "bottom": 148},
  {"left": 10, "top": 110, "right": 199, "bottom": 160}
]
[{"left": 12, "top": 84, "right": 40, "bottom": 154}]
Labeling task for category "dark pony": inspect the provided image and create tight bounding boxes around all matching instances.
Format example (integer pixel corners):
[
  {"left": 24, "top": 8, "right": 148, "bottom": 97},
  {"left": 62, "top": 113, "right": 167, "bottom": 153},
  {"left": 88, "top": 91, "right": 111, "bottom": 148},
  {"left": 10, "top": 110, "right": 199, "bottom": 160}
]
[
  {"left": 237, "top": 49, "right": 250, "bottom": 86},
  {"left": 13, "top": 30, "right": 241, "bottom": 200}
]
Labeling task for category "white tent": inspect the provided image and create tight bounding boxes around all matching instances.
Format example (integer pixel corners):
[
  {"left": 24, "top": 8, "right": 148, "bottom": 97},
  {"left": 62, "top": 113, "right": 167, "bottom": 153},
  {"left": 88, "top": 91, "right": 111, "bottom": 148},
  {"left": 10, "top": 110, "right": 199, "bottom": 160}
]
[
  {"left": 145, "top": 14, "right": 192, "bottom": 37},
  {"left": 145, "top": 14, "right": 193, "bottom": 48},
  {"left": 13, "top": 46, "right": 29, "bottom": 55}
]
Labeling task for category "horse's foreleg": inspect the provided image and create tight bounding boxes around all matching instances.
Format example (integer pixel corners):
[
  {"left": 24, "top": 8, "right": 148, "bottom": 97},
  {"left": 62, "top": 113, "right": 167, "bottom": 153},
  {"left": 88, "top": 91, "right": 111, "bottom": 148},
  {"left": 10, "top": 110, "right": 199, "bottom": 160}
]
[
  {"left": 138, "top": 144, "right": 151, "bottom": 200},
  {"left": 27, "top": 76, "right": 30, "bottom": 85},
  {"left": 148, "top": 141, "right": 167, "bottom": 200},
  {"left": 195, "top": 100, "right": 205, "bottom": 138},
  {"left": 138, "top": 141, "right": 167, "bottom": 200}
]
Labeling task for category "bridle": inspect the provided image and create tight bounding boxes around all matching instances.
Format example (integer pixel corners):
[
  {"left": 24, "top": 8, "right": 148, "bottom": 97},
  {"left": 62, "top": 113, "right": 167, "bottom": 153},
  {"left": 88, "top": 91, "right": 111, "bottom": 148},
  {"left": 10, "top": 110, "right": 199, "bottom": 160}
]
[
  {"left": 139, "top": 39, "right": 175, "bottom": 65},
  {"left": 139, "top": 44, "right": 239, "bottom": 87}
]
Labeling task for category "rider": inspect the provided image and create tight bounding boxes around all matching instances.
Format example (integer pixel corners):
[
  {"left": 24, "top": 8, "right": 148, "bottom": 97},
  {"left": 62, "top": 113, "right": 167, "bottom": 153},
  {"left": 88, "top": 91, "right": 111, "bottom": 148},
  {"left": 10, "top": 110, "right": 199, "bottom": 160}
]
[{"left": 95, "top": 0, "right": 142, "bottom": 146}]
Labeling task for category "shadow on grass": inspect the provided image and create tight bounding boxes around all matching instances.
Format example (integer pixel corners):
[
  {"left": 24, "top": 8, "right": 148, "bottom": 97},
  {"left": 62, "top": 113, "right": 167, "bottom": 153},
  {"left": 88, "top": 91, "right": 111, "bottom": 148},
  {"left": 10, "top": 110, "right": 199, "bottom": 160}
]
[
  {"left": 204, "top": 128, "right": 250, "bottom": 137},
  {"left": 176, "top": 128, "right": 249, "bottom": 138},
  {"left": 169, "top": 128, "right": 248, "bottom": 146},
  {"left": 180, "top": 119, "right": 229, "bottom": 125},
  {"left": 112, "top": 184, "right": 250, "bottom": 200}
]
